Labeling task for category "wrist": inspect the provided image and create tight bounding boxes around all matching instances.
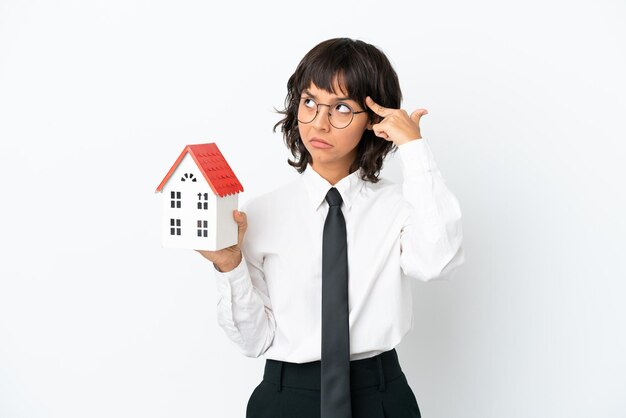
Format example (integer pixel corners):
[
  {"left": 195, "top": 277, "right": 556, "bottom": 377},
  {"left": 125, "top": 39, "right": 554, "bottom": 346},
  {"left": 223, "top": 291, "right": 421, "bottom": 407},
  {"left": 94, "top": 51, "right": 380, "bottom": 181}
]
[
  {"left": 214, "top": 254, "right": 242, "bottom": 273},
  {"left": 396, "top": 137, "right": 422, "bottom": 146}
]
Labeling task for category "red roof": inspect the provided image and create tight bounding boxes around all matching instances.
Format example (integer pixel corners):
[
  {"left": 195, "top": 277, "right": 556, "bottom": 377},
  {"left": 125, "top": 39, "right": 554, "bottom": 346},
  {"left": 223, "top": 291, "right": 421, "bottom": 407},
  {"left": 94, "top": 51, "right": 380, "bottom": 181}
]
[{"left": 155, "top": 143, "right": 244, "bottom": 197}]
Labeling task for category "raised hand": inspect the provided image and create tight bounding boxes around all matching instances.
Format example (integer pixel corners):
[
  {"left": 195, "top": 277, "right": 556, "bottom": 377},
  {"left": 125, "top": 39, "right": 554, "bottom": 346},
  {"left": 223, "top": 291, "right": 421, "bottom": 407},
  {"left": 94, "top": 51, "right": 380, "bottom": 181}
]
[{"left": 365, "top": 96, "right": 428, "bottom": 145}]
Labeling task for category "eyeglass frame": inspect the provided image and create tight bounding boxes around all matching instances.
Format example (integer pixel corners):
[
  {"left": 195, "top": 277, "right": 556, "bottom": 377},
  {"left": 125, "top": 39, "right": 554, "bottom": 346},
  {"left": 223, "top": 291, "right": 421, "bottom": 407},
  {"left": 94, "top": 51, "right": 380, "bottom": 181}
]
[{"left": 297, "top": 97, "right": 368, "bottom": 129}]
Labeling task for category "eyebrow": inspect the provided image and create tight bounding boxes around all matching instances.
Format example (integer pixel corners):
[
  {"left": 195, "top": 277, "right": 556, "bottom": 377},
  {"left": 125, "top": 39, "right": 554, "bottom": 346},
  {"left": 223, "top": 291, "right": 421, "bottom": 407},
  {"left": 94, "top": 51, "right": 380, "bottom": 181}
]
[{"left": 302, "top": 89, "right": 352, "bottom": 102}]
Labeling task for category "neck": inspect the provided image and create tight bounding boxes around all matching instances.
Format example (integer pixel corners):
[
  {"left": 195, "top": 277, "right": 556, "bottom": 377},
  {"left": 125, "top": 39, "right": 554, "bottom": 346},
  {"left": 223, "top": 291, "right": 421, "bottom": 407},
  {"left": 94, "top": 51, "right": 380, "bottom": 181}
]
[{"left": 310, "top": 161, "right": 355, "bottom": 186}]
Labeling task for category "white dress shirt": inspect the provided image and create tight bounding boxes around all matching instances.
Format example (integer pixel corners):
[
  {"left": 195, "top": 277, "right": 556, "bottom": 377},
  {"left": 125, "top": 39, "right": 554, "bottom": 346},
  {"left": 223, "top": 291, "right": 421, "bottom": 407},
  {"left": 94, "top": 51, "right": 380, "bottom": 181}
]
[{"left": 213, "top": 138, "right": 465, "bottom": 363}]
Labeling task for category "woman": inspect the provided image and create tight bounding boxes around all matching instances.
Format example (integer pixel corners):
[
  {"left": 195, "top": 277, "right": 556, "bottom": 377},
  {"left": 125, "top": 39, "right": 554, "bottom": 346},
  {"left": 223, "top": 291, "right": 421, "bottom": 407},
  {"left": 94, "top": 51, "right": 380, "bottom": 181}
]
[{"left": 198, "top": 37, "right": 465, "bottom": 418}]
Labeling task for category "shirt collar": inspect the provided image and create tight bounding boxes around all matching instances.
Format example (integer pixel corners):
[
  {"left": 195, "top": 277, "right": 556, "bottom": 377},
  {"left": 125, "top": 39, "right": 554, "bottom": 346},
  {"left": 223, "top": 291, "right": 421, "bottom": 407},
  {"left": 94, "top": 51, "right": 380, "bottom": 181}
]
[{"left": 301, "top": 164, "right": 365, "bottom": 212}]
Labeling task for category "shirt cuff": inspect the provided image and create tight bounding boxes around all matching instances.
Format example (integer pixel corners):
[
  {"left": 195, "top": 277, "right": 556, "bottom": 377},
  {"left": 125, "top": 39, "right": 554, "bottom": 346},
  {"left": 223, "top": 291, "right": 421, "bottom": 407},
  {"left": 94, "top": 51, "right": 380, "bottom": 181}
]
[
  {"left": 213, "top": 256, "right": 253, "bottom": 299},
  {"left": 397, "top": 138, "right": 439, "bottom": 178}
]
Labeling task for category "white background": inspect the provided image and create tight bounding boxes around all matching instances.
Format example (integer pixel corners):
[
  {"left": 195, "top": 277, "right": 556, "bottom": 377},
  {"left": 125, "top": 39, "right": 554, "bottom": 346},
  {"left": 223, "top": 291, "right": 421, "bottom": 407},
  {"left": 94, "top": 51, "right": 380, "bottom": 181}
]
[{"left": 1, "top": 1, "right": 625, "bottom": 417}]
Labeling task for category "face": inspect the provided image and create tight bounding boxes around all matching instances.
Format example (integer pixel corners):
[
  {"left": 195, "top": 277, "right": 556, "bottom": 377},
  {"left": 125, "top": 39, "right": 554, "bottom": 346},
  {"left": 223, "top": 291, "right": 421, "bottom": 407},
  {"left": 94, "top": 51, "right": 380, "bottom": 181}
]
[{"left": 298, "top": 80, "right": 371, "bottom": 175}]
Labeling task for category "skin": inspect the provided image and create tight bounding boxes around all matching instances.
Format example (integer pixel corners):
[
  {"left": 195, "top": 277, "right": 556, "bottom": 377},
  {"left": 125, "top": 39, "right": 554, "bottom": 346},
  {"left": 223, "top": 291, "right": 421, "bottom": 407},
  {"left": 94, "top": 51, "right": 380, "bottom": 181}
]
[{"left": 197, "top": 80, "right": 429, "bottom": 272}]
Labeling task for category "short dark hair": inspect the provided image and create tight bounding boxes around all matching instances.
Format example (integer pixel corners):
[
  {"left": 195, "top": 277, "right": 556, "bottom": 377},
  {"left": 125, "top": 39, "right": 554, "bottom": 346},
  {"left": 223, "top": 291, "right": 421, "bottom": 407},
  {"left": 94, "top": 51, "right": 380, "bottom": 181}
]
[{"left": 273, "top": 38, "right": 402, "bottom": 183}]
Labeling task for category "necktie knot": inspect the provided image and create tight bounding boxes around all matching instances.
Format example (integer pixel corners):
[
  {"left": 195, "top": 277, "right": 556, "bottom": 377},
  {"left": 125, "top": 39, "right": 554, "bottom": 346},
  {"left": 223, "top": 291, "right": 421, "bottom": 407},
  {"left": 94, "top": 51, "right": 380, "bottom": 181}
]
[{"left": 325, "top": 187, "right": 343, "bottom": 207}]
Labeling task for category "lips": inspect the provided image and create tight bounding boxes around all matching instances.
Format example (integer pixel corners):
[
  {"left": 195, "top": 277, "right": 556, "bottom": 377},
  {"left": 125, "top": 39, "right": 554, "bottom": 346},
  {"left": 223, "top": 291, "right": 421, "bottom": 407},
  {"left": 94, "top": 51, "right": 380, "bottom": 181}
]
[{"left": 310, "top": 137, "right": 331, "bottom": 146}]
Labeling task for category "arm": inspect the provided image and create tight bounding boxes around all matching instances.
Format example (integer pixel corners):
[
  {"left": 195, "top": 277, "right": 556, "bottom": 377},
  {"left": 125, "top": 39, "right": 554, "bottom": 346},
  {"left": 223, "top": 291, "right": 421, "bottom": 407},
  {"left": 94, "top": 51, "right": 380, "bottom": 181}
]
[
  {"left": 397, "top": 138, "right": 465, "bottom": 281},
  {"left": 213, "top": 206, "right": 276, "bottom": 358},
  {"left": 363, "top": 97, "right": 465, "bottom": 281}
]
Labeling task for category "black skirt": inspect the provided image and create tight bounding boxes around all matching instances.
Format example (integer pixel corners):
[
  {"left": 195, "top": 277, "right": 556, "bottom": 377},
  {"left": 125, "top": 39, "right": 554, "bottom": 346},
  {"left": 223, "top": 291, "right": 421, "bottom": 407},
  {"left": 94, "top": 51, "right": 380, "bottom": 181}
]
[{"left": 246, "top": 348, "right": 421, "bottom": 418}]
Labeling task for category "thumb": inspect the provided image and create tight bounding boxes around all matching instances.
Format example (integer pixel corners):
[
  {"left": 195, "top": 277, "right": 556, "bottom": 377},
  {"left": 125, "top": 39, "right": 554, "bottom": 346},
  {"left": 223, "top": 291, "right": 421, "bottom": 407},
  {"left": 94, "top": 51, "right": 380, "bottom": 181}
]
[
  {"left": 235, "top": 210, "right": 247, "bottom": 246},
  {"left": 234, "top": 210, "right": 247, "bottom": 224},
  {"left": 410, "top": 109, "right": 428, "bottom": 125}
]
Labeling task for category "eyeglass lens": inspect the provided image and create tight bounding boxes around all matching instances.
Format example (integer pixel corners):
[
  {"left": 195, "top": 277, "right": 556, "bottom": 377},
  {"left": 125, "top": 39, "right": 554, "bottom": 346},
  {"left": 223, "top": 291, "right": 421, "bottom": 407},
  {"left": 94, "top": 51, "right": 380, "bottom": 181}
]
[{"left": 297, "top": 98, "right": 354, "bottom": 129}]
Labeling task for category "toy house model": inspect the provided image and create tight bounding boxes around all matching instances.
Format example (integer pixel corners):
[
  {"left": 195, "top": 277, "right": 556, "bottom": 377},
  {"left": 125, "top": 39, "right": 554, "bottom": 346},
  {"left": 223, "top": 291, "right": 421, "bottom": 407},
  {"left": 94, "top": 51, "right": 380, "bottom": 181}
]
[{"left": 155, "top": 143, "right": 244, "bottom": 251}]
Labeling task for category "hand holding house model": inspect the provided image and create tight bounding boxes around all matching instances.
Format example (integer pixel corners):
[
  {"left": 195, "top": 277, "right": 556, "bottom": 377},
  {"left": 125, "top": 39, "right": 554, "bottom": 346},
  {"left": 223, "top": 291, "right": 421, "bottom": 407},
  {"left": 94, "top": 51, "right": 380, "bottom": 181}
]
[{"left": 155, "top": 143, "right": 243, "bottom": 251}]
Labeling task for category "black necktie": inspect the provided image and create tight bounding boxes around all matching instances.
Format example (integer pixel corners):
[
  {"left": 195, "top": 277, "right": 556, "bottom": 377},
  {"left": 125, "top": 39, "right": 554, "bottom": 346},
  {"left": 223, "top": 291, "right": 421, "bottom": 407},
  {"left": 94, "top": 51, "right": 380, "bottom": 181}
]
[{"left": 321, "top": 187, "right": 352, "bottom": 418}]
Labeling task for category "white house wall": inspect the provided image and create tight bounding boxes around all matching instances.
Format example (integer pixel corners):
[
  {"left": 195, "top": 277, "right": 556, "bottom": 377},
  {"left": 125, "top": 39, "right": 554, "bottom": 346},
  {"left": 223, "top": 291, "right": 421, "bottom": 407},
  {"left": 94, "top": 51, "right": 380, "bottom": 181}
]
[{"left": 215, "top": 192, "right": 238, "bottom": 250}]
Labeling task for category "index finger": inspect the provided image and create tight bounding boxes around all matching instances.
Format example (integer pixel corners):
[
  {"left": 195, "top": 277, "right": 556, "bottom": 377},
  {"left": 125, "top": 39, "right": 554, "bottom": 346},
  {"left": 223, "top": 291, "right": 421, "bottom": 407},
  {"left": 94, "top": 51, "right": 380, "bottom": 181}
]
[{"left": 365, "top": 96, "right": 393, "bottom": 117}]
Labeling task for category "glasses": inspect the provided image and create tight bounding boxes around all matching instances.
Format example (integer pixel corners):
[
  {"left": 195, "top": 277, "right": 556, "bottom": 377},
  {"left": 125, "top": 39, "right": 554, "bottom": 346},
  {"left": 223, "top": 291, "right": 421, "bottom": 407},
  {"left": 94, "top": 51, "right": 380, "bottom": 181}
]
[{"left": 297, "top": 97, "right": 367, "bottom": 129}]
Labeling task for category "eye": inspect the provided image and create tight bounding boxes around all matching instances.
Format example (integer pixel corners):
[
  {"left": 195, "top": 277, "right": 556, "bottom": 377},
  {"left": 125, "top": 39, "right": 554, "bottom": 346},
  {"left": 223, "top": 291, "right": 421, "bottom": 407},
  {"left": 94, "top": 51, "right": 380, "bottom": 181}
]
[
  {"left": 303, "top": 98, "right": 316, "bottom": 108},
  {"left": 334, "top": 103, "right": 352, "bottom": 114}
]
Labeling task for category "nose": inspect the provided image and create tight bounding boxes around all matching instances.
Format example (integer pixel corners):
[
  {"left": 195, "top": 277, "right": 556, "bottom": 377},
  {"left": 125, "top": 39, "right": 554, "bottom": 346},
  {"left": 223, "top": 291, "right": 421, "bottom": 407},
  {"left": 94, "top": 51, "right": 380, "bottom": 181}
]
[{"left": 311, "top": 104, "right": 331, "bottom": 131}]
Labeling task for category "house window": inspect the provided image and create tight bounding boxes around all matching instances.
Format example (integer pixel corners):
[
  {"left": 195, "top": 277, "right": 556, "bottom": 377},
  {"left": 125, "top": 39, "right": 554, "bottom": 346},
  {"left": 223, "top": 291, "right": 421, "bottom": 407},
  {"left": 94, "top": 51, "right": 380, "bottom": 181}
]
[
  {"left": 170, "top": 219, "right": 181, "bottom": 235},
  {"left": 170, "top": 191, "right": 181, "bottom": 208},
  {"left": 197, "top": 192, "right": 209, "bottom": 210},
  {"left": 181, "top": 173, "right": 197, "bottom": 182},
  {"left": 197, "top": 220, "right": 208, "bottom": 237}
]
